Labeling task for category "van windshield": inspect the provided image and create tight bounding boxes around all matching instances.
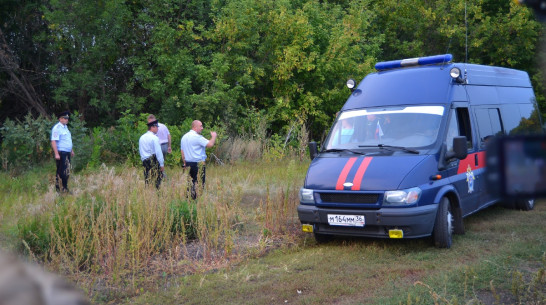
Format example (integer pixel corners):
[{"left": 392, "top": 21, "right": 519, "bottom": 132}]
[{"left": 325, "top": 106, "right": 445, "bottom": 150}]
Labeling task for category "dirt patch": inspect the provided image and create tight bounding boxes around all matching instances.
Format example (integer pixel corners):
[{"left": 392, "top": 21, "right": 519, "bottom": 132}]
[{"left": 473, "top": 289, "right": 517, "bottom": 305}]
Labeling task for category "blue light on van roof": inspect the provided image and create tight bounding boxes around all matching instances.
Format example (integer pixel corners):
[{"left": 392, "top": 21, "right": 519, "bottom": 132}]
[{"left": 375, "top": 54, "right": 453, "bottom": 71}]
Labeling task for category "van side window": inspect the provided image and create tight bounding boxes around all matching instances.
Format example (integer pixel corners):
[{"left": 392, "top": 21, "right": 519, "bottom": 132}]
[
  {"left": 475, "top": 108, "right": 504, "bottom": 148},
  {"left": 446, "top": 109, "right": 459, "bottom": 152},
  {"left": 513, "top": 104, "right": 543, "bottom": 134},
  {"left": 454, "top": 108, "right": 473, "bottom": 149}
]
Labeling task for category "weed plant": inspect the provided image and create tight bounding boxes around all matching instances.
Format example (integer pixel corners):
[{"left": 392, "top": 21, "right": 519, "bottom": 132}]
[{"left": 0, "top": 146, "right": 308, "bottom": 301}]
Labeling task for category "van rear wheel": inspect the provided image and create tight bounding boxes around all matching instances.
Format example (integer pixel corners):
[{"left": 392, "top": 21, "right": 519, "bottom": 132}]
[
  {"left": 433, "top": 197, "right": 453, "bottom": 248},
  {"left": 516, "top": 198, "right": 535, "bottom": 211}
]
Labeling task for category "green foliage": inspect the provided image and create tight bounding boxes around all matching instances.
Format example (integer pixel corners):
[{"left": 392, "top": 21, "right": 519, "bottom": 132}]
[
  {"left": 0, "top": 113, "right": 88, "bottom": 171},
  {"left": 1, "top": 0, "right": 545, "bottom": 166},
  {"left": 0, "top": 114, "right": 53, "bottom": 170},
  {"left": 207, "top": 0, "right": 381, "bottom": 136},
  {"left": 88, "top": 111, "right": 146, "bottom": 166},
  {"left": 370, "top": 0, "right": 541, "bottom": 71},
  {"left": 17, "top": 214, "right": 50, "bottom": 257},
  {"left": 169, "top": 199, "right": 197, "bottom": 239}
]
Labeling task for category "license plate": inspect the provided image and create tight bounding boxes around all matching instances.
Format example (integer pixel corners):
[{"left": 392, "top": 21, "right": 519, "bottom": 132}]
[{"left": 327, "top": 214, "right": 365, "bottom": 227}]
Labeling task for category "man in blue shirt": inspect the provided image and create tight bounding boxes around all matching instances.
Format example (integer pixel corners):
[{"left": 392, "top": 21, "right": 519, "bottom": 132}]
[
  {"left": 139, "top": 119, "right": 165, "bottom": 189},
  {"left": 180, "top": 120, "right": 217, "bottom": 199},
  {"left": 50, "top": 111, "right": 74, "bottom": 193}
]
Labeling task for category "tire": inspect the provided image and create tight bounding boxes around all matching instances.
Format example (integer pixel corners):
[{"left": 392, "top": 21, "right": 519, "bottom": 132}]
[
  {"left": 498, "top": 200, "right": 517, "bottom": 209},
  {"left": 314, "top": 232, "right": 332, "bottom": 244},
  {"left": 452, "top": 205, "right": 465, "bottom": 235},
  {"left": 432, "top": 197, "right": 453, "bottom": 249},
  {"left": 516, "top": 198, "right": 535, "bottom": 211}
]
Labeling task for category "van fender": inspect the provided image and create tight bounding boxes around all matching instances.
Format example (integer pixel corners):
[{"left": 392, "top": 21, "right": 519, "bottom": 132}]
[{"left": 432, "top": 185, "right": 465, "bottom": 235}]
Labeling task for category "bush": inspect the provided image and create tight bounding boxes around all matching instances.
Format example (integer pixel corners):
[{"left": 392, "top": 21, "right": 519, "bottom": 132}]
[
  {"left": 169, "top": 199, "right": 197, "bottom": 239},
  {"left": 0, "top": 113, "right": 89, "bottom": 172},
  {"left": 17, "top": 214, "right": 50, "bottom": 258}
]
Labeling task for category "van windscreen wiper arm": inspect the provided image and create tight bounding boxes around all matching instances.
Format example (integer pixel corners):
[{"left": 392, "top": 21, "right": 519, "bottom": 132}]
[
  {"left": 358, "top": 144, "right": 419, "bottom": 154},
  {"left": 322, "top": 148, "right": 367, "bottom": 155}
]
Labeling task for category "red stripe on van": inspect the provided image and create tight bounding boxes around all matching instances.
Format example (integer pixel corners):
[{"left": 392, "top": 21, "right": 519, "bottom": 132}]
[
  {"left": 351, "top": 157, "right": 373, "bottom": 190},
  {"left": 457, "top": 151, "right": 486, "bottom": 174},
  {"left": 336, "top": 157, "right": 358, "bottom": 190}
]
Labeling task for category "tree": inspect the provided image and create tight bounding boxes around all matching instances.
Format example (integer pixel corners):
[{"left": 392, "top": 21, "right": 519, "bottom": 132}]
[
  {"left": 0, "top": 0, "right": 50, "bottom": 119},
  {"left": 206, "top": 0, "right": 382, "bottom": 136}
]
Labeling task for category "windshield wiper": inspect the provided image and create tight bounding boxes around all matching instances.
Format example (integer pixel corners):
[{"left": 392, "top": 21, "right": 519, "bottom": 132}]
[
  {"left": 322, "top": 148, "right": 367, "bottom": 155},
  {"left": 358, "top": 144, "right": 419, "bottom": 154}
]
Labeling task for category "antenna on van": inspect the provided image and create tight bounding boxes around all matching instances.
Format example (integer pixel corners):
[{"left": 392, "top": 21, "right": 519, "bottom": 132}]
[{"left": 465, "top": 0, "right": 468, "bottom": 64}]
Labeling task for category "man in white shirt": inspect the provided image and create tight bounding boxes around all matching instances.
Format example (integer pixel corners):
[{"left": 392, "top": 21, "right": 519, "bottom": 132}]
[
  {"left": 50, "top": 111, "right": 74, "bottom": 193},
  {"left": 139, "top": 120, "right": 165, "bottom": 189},
  {"left": 180, "top": 120, "right": 217, "bottom": 199},
  {"left": 147, "top": 114, "right": 171, "bottom": 155}
]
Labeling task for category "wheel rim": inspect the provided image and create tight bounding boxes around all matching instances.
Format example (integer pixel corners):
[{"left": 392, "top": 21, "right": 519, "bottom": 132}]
[{"left": 447, "top": 210, "right": 453, "bottom": 236}]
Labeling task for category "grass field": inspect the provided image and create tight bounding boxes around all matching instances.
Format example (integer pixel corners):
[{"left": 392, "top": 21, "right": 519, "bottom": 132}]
[{"left": 0, "top": 159, "right": 544, "bottom": 304}]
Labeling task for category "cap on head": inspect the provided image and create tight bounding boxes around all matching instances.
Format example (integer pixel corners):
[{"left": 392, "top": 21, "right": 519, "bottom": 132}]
[
  {"left": 57, "top": 111, "right": 70, "bottom": 119},
  {"left": 147, "top": 119, "right": 159, "bottom": 127}
]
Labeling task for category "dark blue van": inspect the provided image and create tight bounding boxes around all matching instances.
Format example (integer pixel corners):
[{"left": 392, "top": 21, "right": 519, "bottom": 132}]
[{"left": 298, "top": 54, "right": 541, "bottom": 248}]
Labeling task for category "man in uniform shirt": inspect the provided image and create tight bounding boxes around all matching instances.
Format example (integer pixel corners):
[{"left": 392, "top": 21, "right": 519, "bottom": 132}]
[
  {"left": 51, "top": 111, "right": 74, "bottom": 193},
  {"left": 180, "top": 120, "right": 217, "bottom": 199},
  {"left": 139, "top": 119, "right": 165, "bottom": 189},
  {"left": 147, "top": 114, "right": 171, "bottom": 155}
]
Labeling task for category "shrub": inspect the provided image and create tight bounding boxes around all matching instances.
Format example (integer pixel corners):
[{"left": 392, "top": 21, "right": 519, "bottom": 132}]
[
  {"left": 0, "top": 113, "right": 89, "bottom": 172},
  {"left": 17, "top": 214, "right": 51, "bottom": 258},
  {"left": 169, "top": 199, "right": 197, "bottom": 239}
]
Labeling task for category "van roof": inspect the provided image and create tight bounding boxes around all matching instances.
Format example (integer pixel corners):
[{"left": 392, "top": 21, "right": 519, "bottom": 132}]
[{"left": 342, "top": 55, "right": 532, "bottom": 111}]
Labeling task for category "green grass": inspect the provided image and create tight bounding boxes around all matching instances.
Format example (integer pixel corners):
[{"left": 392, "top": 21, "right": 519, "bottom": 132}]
[
  {"left": 122, "top": 202, "right": 545, "bottom": 305},
  {"left": 1, "top": 160, "right": 544, "bottom": 304}
]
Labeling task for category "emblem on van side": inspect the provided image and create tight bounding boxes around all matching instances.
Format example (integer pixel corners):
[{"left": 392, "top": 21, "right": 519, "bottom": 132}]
[
  {"left": 343, "top": 182, "right": 354, "bottom": 187},
  {"left": 466, "top": 164, "right": 475, "bottom": 193}
]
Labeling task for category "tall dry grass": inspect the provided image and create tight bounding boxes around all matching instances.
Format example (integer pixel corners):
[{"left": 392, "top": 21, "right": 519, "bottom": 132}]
[{"left": 7, "top": 148, "right": 308, "bottom": 300}]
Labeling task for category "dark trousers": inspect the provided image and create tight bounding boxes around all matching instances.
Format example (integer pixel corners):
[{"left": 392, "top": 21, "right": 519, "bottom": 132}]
[
  {"left": 186, "top": 162, "right": 205, "bottom": 199},
  {"left": 55, "top": 151, "right": 71, "bottom": 192},
  {"left": 142, "top": 155, "right": 163, "bottom": 189}
]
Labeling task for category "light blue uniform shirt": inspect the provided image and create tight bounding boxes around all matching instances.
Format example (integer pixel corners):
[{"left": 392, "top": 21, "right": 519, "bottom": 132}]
[
  {"left": 50, "top": 122, "right": 73, "bottom": 152},
  {"left": 180, "top": 130, "right": 209, "bottom": 162},
  {"left": 139, "top": 131, "right": 164, "bottom": 166}
]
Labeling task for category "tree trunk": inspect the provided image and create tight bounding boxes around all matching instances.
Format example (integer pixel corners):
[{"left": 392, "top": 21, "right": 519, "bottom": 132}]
[{"left": 0, "top": 27, "right": 48, "bottom": 116}]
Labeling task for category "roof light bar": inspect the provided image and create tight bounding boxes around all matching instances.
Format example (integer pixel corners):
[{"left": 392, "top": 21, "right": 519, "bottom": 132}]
[{"left": 375, "top": 54, "right": 453, "bottom": 71}]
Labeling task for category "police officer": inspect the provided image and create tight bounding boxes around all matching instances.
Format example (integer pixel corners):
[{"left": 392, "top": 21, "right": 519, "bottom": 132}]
[
  {"left": 147, "top": 114, "right": 171, "bottom": 155},
  {"left": 139, "top": 119, "right": 165, "bottom": 189},
  {"left": 180, "top": 120, "right": 217, "bottom": 199},
  {"left": 51, "top": 111, "right": 74, "bottom": 193}
]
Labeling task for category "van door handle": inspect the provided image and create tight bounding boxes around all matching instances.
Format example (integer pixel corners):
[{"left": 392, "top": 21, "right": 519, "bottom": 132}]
[{"left": 475, "top": 154, "right": 478, "bottom": 166}]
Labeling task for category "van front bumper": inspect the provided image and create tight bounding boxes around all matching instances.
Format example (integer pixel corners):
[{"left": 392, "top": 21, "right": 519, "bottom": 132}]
[{"left": 297, "top": 204, "right": 438, "bottom": 239}]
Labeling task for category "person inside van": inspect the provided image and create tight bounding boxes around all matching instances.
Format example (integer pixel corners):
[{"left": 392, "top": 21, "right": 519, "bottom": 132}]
[
  {"left": 331, "top": 118, "right": 355, "bottom": 145},
  {"left": 365, "top": 114, "right": 391, "bottom": 141}
]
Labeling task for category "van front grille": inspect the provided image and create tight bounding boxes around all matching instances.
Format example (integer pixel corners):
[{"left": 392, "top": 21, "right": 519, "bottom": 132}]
[{"left": 319, "top": 193, "right": 379, "bottom": 204}]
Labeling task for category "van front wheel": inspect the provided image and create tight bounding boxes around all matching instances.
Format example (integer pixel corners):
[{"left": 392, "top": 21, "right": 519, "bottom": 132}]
[
  {"left": 433, "top": 197, "right": 453, "bottom": 249},
  {"left": 314, "top": 232, "right": 332, "bottom": 244}
]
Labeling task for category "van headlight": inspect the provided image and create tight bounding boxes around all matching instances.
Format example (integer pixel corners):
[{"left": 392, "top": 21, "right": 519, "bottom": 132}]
[
  {"left": 299, "top": 188, "right": 315, "bottom": 204},
  {"left": 383, "top": 187, "right": 421, "bottom": 206}
]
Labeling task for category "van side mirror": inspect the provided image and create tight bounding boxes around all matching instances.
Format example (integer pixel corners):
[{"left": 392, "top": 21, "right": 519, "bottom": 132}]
[
  {"left": 446, "top": 136, "right": 468, "bottom": 160},
  {"left": 308, "top": 141, "right": 318, "bottom": 160},
  {"left": 438, "top": 136, "right": 468, "bottom": 171}
]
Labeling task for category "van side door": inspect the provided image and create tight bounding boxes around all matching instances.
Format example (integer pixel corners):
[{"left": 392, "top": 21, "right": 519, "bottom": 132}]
[
  {"left": 445, "top": 107, "right": 481, "bottom": 216},
  {"left": 474, "top": 106, "right": 504, "bottom": 207}
]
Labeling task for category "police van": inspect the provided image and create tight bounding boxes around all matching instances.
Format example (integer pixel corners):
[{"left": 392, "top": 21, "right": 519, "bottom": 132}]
[{"left": 298, "top": 54, "right": 542, "bottom": 248}]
